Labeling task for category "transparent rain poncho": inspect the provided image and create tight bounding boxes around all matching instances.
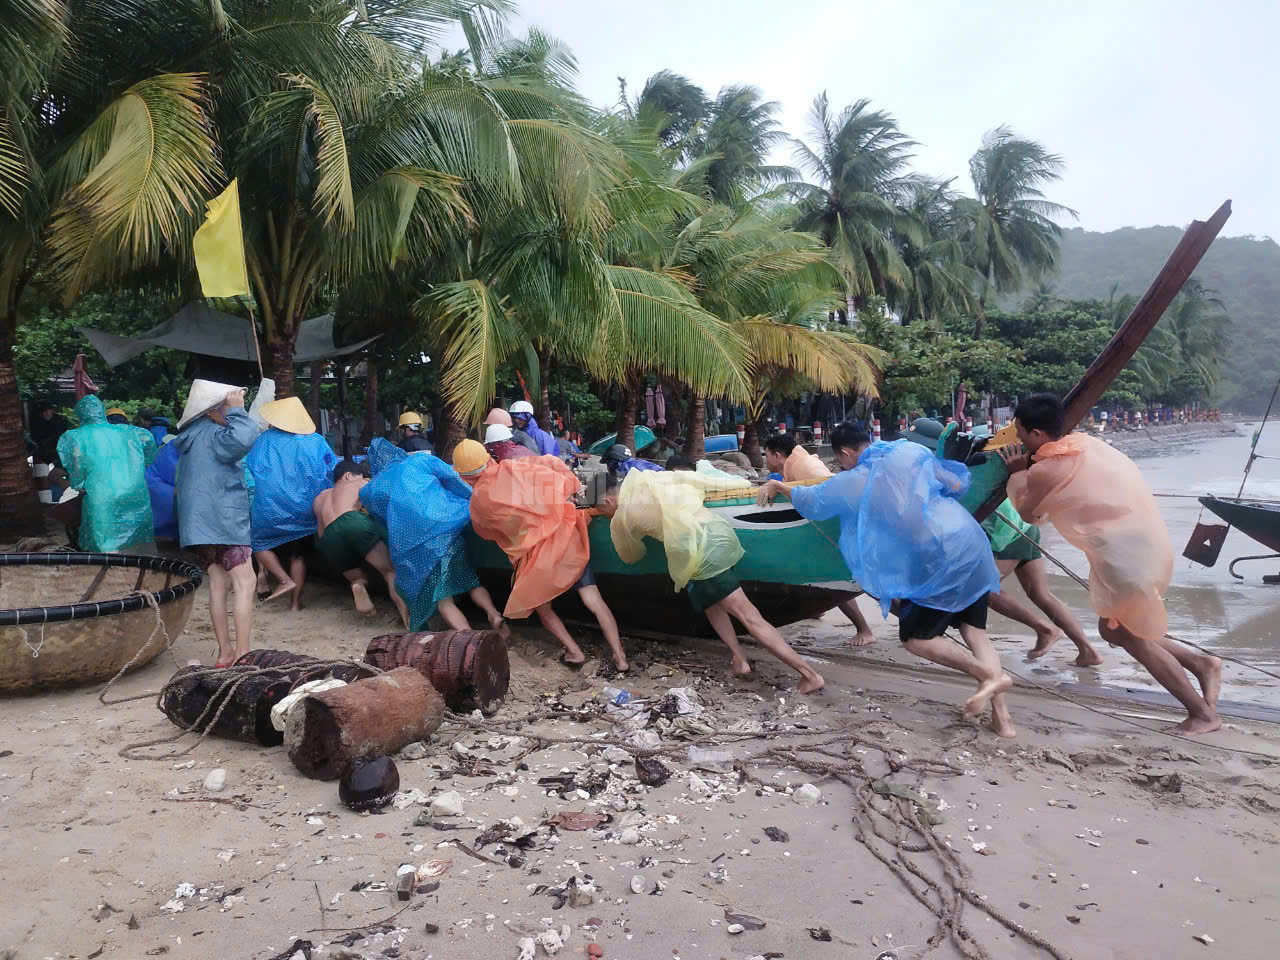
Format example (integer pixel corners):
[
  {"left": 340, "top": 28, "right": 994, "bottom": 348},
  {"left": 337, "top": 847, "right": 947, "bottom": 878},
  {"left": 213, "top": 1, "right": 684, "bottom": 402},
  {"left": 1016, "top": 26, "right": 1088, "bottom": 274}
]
[
  {"left": 57, "top": 395, "right": 158, "bottom": 552},
  {"left": 610, "top": 470, "right": 748, "bottom": 590},
  {"left": 361, "top": 438, "right": 477, "bottom": 628},
  {"left": 1008, "top": 432, "right": 1173, "bottom": 640},
  {"left": 245, "top": 428, "right": 335, "bottom": 551},
  {"left": 790, "top": 439, "right": 999, "bottom": 615}
]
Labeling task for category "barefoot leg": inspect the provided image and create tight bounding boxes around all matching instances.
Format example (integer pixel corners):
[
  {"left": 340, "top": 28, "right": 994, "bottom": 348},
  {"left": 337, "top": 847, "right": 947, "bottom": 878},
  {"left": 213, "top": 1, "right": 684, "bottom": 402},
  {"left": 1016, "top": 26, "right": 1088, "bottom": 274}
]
[
  {"left": 704, "top": 602, "right": 752, "bottom": 677},
  {"left": 1017, "top": 560, "right": 1102, "bottom": 665},
  {"left": 536, "top": 603, "right": 585, "bottom": 665},
  {"left": 1100, "top": 619, "right": 1220, "bottom": 734},
  {"left": 468, "top": 586, "right": 508, "bottom": 635},
  {"left": 578, "top": 584, "right": 627, "bottom": 671},
  {"left": 837, "top": 596, "right": 876, "bottom": 646},
  {"left": 363, "top": 540, "right": 409, "bottom": 628},
  {"left": 288, "top": 554, "right": 306, "bottom": 611},
  {"left": 720, "top": 590, "right": 822, "bottom": 693},
  {"left": 228, "top": 557, "right": 256, "bottom": 660},
  {"left": 437, "top": 596, "right": 471, "bottom": 631},
  {"left": 253, "top": 549, "right": 296, "bottom": 602},
  {"left": 987, "top": 584, "right": 1059, "bottom": 659},
  {"left": 1156, "top": 635, "right": 1221, "bottom": 709},
  {"left": 343, "top": 569, "right": 376, "bottom": 615}
]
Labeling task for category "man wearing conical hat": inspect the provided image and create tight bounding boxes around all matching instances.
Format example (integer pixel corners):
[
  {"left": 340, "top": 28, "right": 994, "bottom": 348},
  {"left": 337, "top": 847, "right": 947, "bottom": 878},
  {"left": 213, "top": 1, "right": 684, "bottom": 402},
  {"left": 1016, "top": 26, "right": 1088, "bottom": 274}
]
[
  {"left": 453, "top": 439, "right": 627, "bottom": 672},
  {"left": 174, "top": 379, "right": 262, "bottom": 666},
  {"left": 245, "top": 396, "right": 336, "bottom": 610}
]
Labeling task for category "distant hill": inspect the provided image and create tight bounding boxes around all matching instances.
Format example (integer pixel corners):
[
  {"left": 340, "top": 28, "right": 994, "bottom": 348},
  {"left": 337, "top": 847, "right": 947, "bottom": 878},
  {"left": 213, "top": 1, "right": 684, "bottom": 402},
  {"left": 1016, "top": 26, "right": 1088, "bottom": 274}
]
[{"left": 1049, "top": 226, "right": 1280, "bottom": 413}]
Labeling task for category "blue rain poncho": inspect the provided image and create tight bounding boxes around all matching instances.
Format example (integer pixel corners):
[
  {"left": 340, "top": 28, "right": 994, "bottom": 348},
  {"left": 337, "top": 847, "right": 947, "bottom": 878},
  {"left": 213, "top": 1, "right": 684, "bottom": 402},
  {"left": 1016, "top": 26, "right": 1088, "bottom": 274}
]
[
  {"left": 361, "top": 438, "right": 478, "bottom": 629},
  {"left": 173, "top": 409, "right": 260, "bottom": 548},
  {"left": 246, "top": 428, "right": 336, "bottom": 551},
  {"left": 790, "top": 439, "right": 999, "bottom": 615},
  {"left": 147, "top": 440, "right": 181, "bottom": 541},
  {"left": 517, "top": 416, "right": 559, "bottom": 456},
  {"left": 612, "top": 457, "right": 663, "bottom": 479},
  {"left": 57, "top": 395, "right": 158, "bottom": 552}
]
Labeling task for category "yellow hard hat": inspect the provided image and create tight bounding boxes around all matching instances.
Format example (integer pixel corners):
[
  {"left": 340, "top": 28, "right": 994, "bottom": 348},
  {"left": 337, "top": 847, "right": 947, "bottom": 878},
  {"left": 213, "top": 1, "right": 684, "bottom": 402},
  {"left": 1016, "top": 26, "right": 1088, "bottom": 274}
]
[
  {"left": 452, "top": 439, "right": 491, "bottom": 476},
  {"left": 105, "top": 407, "right": 126, "bottom": 418},
  {"left": 399, "top": 411, "right": 423, "bottom": 427}
]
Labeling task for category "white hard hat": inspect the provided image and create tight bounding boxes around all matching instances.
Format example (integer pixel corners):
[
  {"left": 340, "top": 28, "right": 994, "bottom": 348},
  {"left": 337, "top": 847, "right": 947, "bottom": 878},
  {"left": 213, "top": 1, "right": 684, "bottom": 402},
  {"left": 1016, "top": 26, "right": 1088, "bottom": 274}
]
[
  {"left": 509, "top": 399, "right": 534, "bottom": 416},
  {"left": 485, "top": 423, "right": 513, "bottom": 443}
]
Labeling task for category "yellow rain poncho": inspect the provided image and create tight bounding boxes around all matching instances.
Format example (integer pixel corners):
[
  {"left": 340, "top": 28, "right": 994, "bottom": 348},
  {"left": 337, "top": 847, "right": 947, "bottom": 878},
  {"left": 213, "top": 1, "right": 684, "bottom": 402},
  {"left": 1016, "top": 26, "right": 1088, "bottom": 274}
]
[
  {"left": 609, "top": 470, "right": 749, "bottom": 590},
  {"left": 1008, "top": 432, "right": 1173, "bottom": 640}
]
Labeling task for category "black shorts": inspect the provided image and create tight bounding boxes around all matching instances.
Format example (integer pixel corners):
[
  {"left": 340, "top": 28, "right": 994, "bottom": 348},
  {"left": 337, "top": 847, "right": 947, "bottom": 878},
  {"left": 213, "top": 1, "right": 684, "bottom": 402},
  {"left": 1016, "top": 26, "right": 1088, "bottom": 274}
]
[
  {"left": 273, "top": 536, "right": 314, "bottom": 562},
  {"left": 898, "top": 594, "right": 990, "bottom": 644},
  {"left": 686, "top": 568, "right": 741, "bottom": 612},
  {"left": 573, "top": 565, "right": 596, "bottom": 590}
]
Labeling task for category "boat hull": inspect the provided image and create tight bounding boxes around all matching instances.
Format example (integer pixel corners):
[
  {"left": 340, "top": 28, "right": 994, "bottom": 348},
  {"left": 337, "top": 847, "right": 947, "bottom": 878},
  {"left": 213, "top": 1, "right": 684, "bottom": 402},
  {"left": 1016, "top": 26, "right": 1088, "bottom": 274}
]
[{"left": 1199, "top": 497, "right": 1280, "bottom": 552}]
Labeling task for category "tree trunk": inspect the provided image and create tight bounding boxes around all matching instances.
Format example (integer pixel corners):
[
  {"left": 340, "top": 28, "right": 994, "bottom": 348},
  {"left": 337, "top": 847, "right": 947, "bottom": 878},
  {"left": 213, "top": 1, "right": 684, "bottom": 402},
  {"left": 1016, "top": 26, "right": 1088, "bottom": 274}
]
[
  {"left": 0, "top": 319, "right": 42, "bottom": 538},
  {"left": 615, "top": 384, "right": 638, "bottom": 453},
  {"left": 267, "top": 334, "right": 297, "bottom": 397},
  {"left": 309, "top": 360, "right": 324, "bottom": 426},
  {"left": 536, "top": 348, "right": 553, "bottom": 428},
  {"left": 743, "top": 419, "right": 765, "bottom": 469},
  {"left": 683, "top": 390, "right": 705, "bottom": 459},
  {"left": 437, "top": 407, "right": 465, "bottom": 463},
  {"left": 361, "top": 345, "right": 379, "bottom": 446}
]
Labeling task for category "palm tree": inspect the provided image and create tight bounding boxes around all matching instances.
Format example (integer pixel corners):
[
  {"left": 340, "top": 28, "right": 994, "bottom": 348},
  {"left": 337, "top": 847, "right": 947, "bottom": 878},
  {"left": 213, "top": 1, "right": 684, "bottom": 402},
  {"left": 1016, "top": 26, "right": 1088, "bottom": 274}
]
[
  {"left": 787, "top": 94, "right": 920, "bottom": 314},
  {"left": 630, "top": 70, "right": 708, "bottom": 156},
  {"left": 697, "top": 85, "right": 794, "bottom": 207},
  {"left": 0, "top": 1, "right": 222, "bottom": 533},
  {"left": 895, "top": 179, "right": 982, "bottom": 326},
  {"left": 1163, "top": 278, "right": 1231, "bottom": 396},
  {"left": 959, "top": 125, "right": 1077, "bottom": 333}
]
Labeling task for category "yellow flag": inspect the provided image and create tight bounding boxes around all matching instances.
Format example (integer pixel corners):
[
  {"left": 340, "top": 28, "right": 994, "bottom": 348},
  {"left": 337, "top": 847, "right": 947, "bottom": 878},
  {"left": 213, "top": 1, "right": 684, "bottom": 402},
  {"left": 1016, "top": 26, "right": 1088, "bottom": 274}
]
[{"left": 192, "top": 179, "right": 249, "bottom": 298}]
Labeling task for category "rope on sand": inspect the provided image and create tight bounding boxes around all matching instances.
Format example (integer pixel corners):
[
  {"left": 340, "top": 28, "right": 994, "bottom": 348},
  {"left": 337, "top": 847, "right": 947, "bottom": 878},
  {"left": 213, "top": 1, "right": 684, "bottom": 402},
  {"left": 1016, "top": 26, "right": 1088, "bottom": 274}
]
[{"left": 447, "top": 707, "right": 1073, "bottom": 960}]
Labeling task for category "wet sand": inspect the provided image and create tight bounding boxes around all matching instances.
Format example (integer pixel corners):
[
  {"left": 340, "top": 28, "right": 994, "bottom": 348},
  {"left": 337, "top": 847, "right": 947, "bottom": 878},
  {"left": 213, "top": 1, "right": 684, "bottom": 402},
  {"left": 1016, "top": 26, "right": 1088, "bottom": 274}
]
[{"left": 3, "top": 579, "right": 1280, "bottom": 960}]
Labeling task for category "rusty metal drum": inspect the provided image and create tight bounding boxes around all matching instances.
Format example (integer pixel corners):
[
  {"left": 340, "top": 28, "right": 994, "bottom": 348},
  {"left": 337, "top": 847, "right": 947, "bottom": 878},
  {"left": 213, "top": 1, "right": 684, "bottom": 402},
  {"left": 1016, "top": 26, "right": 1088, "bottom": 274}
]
[{"left": 363, "top": 630, "right": 509, "bottom": 714}]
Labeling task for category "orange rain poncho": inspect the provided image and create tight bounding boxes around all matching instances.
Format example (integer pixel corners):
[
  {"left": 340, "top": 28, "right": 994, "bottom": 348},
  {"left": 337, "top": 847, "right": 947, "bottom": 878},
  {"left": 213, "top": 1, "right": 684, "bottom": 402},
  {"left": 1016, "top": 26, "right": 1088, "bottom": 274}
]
[
  {"left": 467, "top": 455, "right": 589, "bottom": 619},
  {"left": 1008, "top": 432, "right": 1173, "bottom": 640},
  {"left": 782, "top": 446, "right": 831, "bottom": 482}
]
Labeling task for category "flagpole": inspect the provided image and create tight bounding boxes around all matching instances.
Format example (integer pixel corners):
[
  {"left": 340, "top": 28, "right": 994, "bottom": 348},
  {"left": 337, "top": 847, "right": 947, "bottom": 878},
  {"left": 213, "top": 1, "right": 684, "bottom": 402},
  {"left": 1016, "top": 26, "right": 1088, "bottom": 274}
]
[{"left": 245, "top": 298, "right": 265, "bottom": 381}]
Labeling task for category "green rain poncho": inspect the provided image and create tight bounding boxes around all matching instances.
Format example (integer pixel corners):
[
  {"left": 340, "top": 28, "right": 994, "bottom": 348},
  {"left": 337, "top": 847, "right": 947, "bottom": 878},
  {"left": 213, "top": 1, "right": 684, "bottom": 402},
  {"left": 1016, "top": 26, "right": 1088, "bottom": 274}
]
[{"left": 57, "top": 395, "right": 158, "bottom": 552}]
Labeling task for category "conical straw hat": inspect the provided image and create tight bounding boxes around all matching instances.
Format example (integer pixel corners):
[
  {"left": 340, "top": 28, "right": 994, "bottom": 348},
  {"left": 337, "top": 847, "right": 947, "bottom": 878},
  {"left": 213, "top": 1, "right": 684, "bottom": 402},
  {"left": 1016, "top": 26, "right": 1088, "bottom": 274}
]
[
  {"left": 177, "top": 379, "right": 240, "bottom": 430},
  {"left": 261, "top": 396, "right": 316, "bottom": 435}
]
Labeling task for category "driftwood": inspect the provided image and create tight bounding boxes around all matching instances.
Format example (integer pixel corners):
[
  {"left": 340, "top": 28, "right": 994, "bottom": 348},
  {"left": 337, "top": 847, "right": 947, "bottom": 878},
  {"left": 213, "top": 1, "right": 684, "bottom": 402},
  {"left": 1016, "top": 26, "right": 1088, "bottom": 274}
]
[
  {"left": 285, "top": 667, "right": 445, "bottom": 780},
  {"left": 160, "top": 666, "right": 293, "bottom": 747},
  {"left": 364, "top": 630, "right": 509, "bottom": 714},
  {"left": 973, "top": 199, "right": 1232, "bottom": 523}
]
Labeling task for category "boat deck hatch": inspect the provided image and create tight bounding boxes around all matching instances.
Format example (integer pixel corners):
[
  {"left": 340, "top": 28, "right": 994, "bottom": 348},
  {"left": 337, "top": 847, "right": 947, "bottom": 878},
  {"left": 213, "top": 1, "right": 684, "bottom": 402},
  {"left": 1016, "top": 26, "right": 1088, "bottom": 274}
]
[{"left": 735, "top": 508, "right": 805, "bottom": 524}]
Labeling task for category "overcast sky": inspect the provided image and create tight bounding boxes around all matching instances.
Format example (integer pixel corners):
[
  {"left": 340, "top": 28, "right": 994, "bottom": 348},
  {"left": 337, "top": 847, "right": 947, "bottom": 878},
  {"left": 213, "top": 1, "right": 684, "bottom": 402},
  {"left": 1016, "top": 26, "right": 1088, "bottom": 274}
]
[{"left": 507, "top": 0, "right": 1277, "bottom": 239}]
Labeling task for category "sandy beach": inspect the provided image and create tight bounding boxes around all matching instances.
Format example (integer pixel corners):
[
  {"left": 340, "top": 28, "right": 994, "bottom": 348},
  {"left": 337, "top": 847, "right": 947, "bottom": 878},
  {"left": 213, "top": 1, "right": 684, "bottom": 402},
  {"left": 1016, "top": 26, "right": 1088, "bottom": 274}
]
[{"left": 2, "top": 579, "right": 1279, "bottom": 960}]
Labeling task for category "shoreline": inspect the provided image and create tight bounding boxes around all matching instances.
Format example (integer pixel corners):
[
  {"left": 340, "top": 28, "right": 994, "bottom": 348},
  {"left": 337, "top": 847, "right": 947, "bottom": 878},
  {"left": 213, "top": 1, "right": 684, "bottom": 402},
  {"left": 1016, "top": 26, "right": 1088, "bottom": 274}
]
[{"left": 3, "top": 579, "right": 1278, "bottom": 960}]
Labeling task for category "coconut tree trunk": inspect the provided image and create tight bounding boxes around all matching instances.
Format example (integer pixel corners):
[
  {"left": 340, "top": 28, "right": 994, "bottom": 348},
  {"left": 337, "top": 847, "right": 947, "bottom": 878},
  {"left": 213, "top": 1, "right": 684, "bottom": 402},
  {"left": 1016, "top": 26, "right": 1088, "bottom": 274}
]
[
  {"left": 743, "top": 420, "right": 765, "bottom": 469},
  {"left": 683, "top": 389, "right": 705, "bottom": 459},
  {"left": 437, "top": 407, "right": 465, "bottom": 463},
  {"left": 536, "top": 348, "right": 553, "bottom": 428},
  {"left": 0, "top": 251, "right": 42, "bottom": 538},
  {"left": 615, "top": 383, "right": 638, "bottom": 453},
  {"left": 361, "top": 345, "right": 379, "bottom": 446},
  {"left": 309, "top": 360, "right": 324, "bottom": 425},
  {"left": 267, "top": 333, "right": 298, "bottom": 397}
]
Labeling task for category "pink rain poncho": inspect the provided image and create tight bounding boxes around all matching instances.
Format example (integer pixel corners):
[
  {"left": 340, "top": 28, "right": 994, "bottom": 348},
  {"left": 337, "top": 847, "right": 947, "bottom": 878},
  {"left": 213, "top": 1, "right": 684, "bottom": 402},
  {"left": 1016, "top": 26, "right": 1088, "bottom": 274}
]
[
  {"left": 782, "top": 446, "right": 831, "bottom": 482},
  {"left": 1007, "top": 432, "right": 1173, "bottom": 640}
]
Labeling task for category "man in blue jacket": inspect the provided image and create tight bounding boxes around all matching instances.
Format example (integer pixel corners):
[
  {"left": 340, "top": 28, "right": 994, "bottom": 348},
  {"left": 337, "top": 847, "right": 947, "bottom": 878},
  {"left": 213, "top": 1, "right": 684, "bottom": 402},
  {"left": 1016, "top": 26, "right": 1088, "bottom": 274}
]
[
  {"left": 175, "top": 380, "right": 261, "bottom": 667},
  {"left": 509, "top": 400, "right": 560, "bottom": 456}
]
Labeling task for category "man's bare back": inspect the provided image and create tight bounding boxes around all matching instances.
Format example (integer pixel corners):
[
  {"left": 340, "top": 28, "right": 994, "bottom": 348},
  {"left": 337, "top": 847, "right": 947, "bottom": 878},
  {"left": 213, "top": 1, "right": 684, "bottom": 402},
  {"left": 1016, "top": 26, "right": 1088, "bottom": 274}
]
[{"left": 314, "top": 477, "right": 367, "bottom": 535}]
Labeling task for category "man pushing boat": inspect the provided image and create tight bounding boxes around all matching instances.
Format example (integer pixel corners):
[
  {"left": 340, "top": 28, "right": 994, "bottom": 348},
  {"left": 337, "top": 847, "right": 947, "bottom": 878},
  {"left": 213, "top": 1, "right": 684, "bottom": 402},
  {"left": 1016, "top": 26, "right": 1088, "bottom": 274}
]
[
  {"left": 758, "top": 423, "right": 1014, "bottom": 737},
  {"left": 999, "top": 393, "right": 1222, "bottom": 735},
  {"left": 596, "top": 469, "right": 824, "bottom": 694}
]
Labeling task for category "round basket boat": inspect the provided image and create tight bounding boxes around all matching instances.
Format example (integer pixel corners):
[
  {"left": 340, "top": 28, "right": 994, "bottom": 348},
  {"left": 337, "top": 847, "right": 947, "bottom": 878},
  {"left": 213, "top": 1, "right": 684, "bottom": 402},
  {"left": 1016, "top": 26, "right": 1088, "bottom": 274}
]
[{"left": 0, "top": 553, "right": 203, "bottom": 694}]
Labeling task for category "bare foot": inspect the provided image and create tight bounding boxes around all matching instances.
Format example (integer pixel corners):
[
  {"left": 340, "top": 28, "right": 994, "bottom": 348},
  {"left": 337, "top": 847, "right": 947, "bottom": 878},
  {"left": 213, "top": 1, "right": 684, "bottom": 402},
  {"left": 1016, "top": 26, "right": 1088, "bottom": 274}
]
[
  {"left": 730, "top": 657, "right": 752, "bottom": 677},
  {"left": 846, "top": 630, "right": 876, "bottom": 648},
  {"left": 351, "top": 582, "right": 375, "bottom": 615},
  {"left": 1169, "top": 712, "right": 1222, "bottom": 736},
  {"left": 265, "top": 578, "right": 296, "bottom": 602},
  {"left": 489, "top": 616, "right": 512, "bottom": 640},
  {"left": 1192, "top": 655, "right": 1223, "bottom": 709},
  {"left": 964, "top": 673, "right": 1013, "bottom": 718},
  {"left": 796, "top": 671, "right": 825, "bottom": 695},
  {"left": 1025, "top": 625, "right": 1060, "bottom": 660},
  {"left": 1071, "top": 647, "right": 1105, "bottom": 667},
  {"left": 613, "top": 658, "right": 630, "bottom": 673},
  {"left": 289, "top": 599, "right": 305, "bottom": 612},
  {"left": 988, "top": 714, "right": 1017, "bottom": 738}
]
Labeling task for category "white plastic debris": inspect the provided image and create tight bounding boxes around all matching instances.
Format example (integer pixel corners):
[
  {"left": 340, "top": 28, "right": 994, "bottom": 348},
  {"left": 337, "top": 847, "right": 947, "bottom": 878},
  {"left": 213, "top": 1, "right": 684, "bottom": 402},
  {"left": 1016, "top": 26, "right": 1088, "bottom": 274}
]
[
  {"left": 430, "top": 790, "right": 465, "bottom": 817},
  {"left": 666, "top": 686, "right": 704, "bottom": 717},
  {"left": 793, "top": 783, "right": 822, "bottom": 807},
  {"left": 202, "top": 769, "right": 226, "bottom": 793},
  {"left": 625, "top": 730, "right": 662, "bottom": 751},
  {"left": 602, "top": 746, "right": 631, "bottom": 764},
  {"left": 174, "top": 883, "right": 196, "bottom": 899},
  {"left": 1193, "top": 934, "right": 1215, "bottom": 945},
  {"left": 537, "top": 923, "right": 570, "bottom": 955},
  {"left": 270, "top": 678, "right": 346, "bottom": 732},
  {"left": 452, "top": 741, "right": 472, "bottom": 758},
  {"left": 688, "top": 773, "right": 713, "bottom": 796},
  {"left": 160, "top": 899, "right": 185, "bottom": 914},
  {"left": 688, "top": 747, "right": 734, "bottom": 773},
  {"left": 392, "top": 789, "right": 429, "bottom": 810}
]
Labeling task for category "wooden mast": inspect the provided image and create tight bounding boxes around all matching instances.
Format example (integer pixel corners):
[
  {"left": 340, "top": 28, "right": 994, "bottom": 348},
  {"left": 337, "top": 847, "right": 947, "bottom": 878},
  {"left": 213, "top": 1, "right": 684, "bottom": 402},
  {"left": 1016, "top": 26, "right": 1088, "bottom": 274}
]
[{"left": 974, "top": 199, "right": 1232, "bottom": 522}]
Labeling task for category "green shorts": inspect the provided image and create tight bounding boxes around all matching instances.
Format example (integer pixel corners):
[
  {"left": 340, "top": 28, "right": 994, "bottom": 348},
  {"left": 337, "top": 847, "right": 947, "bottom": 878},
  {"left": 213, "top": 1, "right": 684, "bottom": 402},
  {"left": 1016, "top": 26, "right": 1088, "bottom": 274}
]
[
  {"left": 686, "top": 568, "right": 741, "bottom": 612},
  {"left": 317, "top": 510, "right": 387, "bottom": 572},
  {"left": 992, "top": 524, "right": 1042, "bottom": 567}
]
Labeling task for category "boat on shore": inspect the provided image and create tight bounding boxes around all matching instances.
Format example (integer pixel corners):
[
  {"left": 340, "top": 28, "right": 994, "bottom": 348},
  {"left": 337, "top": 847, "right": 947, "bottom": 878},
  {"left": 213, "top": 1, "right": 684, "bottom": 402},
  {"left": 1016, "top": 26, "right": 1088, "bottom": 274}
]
[{"left": 469, "top": 201, "right": 1233, "bottom": 633}]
